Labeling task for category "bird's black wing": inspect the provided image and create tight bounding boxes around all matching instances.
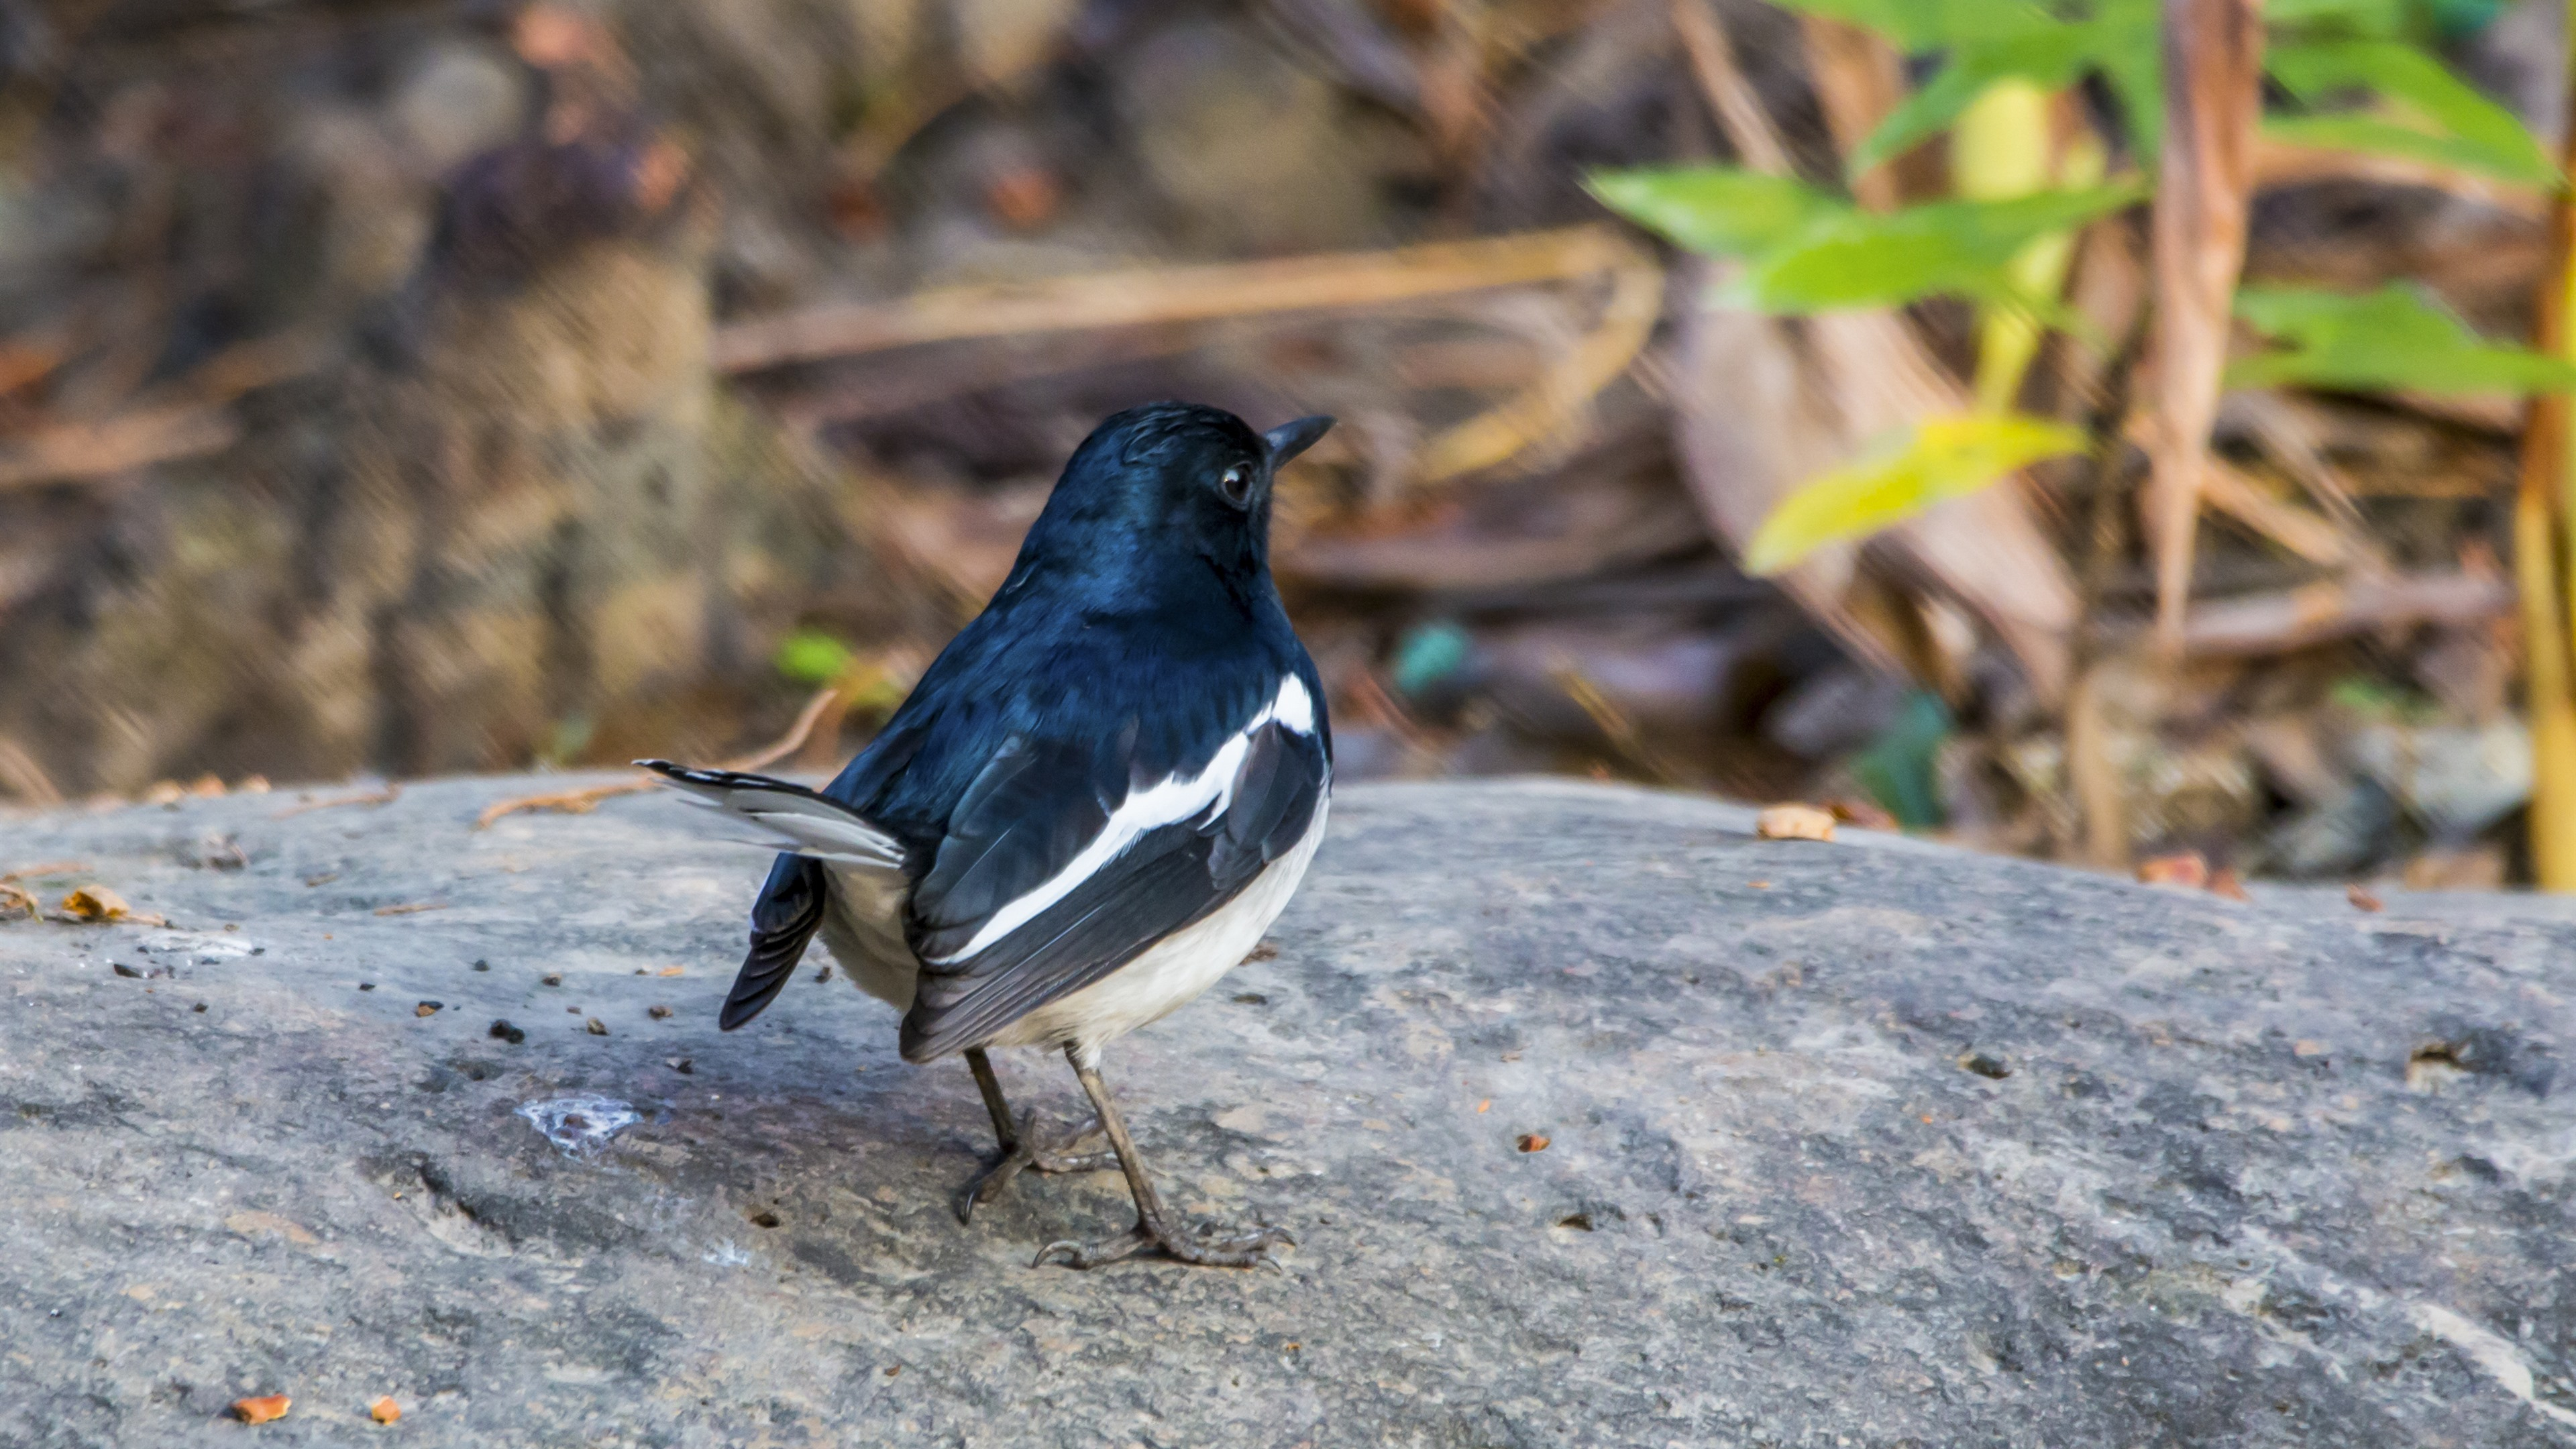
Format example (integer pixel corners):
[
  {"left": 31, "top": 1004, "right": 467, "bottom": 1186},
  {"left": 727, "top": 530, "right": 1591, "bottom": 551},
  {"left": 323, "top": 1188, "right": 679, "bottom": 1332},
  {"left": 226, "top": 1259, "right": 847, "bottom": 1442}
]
[
  {"left": 896, "top": 677, "right": 1328, "bottom": 1063},
  {"left": 726, "top": 852, "right": 827, "bottom": 1029}
]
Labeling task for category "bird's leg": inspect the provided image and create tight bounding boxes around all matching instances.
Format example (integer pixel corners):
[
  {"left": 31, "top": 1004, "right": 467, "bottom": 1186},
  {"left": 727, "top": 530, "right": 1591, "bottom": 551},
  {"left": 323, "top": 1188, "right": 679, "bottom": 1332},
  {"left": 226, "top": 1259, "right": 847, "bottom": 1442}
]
[
  {"left": 1032, "top": 1045, "right": 1293, "bottom": 1270},
  {"left": 957, "top": 1047, "right": 1114, "bottom": 1223}
]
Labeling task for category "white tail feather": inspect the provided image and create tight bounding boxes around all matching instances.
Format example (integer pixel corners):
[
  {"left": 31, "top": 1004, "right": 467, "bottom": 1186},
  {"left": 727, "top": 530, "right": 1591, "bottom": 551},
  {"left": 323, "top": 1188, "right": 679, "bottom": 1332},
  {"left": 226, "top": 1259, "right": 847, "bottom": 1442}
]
[{"left": 638, "top": 762, "right": 905, "bottom": 869}]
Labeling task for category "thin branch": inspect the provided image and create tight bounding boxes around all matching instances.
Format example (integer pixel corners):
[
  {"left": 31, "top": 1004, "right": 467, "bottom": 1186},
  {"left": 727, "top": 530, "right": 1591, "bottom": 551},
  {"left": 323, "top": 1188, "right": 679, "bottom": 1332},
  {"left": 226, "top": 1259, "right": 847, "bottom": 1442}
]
[
  {"left": 712, "top": 227, "right": 1638, "bottom": 373},
  {"left": 2145, "top": 0, "right": 2264, "bottom": 650}
]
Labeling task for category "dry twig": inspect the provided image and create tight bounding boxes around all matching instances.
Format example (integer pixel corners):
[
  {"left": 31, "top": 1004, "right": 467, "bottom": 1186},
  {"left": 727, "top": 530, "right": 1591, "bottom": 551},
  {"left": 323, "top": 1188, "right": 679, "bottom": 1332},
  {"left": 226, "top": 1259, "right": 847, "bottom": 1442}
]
[
  {"left": 2180, "top": 572, "right": 2512, "bottom": 656},
  {"left": 475, "top": 684, "right": 848, "bottom": 829},
  {"left": 2145, "top": 0, "right": 2265, "bottom": 648}
]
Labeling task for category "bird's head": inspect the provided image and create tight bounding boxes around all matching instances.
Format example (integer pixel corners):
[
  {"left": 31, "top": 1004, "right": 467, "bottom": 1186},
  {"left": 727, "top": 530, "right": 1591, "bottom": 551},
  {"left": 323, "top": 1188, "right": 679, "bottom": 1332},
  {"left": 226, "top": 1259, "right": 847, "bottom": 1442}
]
[{"left": 1012, "top": 402, "right": 1333, "bottom": 589}]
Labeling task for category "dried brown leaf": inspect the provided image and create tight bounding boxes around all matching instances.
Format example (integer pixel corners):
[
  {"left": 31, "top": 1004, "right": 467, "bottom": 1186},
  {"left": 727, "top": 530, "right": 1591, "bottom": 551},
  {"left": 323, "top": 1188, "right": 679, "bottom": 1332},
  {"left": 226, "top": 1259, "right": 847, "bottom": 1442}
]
[
  {"left": 1515, "top": 1133, "right": 1550, "bottom": 1153},
  {"left": 2145, "top": 0, "right": 2265, "bottom": 645},
  {"left": 59, "top": 885, "right": 129, "bottom": 922},
  {"left": 2135, "top": 852, "right": 2209, "bottom": 890},
  {"left": 369, "top": 1397, "right": 400, "bottom": 1425},
  {"left": 2346, "top": 883, "right": 2385, "bottom": 913},
  {"left": 1825, "top": 798, "right": 1897, "bottom": 831},
  {"left": 1756, "top": 804, "right": 1836, "bottom": 843},
  {"left": 231, "top": 1394, "right": 290, "bottom": 1424}
]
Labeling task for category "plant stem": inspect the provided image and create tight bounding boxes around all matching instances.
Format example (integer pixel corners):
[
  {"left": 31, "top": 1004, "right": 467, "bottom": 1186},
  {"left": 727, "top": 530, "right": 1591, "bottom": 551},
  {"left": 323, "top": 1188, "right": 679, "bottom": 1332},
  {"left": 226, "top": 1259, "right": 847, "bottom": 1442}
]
[{"left": 2510, "top": 0, "right": 2576, "bottom": 892}]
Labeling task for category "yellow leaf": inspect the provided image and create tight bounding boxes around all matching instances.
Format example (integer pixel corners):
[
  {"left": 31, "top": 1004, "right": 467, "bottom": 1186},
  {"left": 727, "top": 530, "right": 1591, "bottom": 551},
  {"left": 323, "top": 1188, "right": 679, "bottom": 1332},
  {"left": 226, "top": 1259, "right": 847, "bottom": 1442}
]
[
  {"left": 59, "top": 885, "right": 129, "bottom": 922},
  {"left": 1756, "top": 804, "right": 1837, "bottom": 842},
  {"left": 1743, "top": 413, "right": 2085, "bottom": 575}
]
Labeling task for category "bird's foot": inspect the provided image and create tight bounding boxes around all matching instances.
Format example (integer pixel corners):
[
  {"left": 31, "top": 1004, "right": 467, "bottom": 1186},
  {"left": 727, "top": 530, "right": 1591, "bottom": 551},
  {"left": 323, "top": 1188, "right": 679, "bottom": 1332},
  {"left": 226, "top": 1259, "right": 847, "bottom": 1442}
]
[
  {"left": 957, "top": 1114, "right": 1117, "bottom": 1223},
  {"left": 1033, "top": 1216, "right": 1293, "bottom": 1271}
]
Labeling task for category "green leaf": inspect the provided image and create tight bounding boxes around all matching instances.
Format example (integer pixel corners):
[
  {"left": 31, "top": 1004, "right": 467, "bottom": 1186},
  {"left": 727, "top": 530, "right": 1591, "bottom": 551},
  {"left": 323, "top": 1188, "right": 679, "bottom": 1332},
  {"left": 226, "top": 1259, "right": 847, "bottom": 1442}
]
[
  {"left": 1586, "top": 167, "right": 1847, "bottom": 260},
  {"left": 2266, "top": 0, "right": 2411, "bottom": 35},
  {"left": 1826, "top": 0, "right": 2161, "bottom": 170},
  {"left": 2229, "top": 283, "right": 2576, "bottom": 395},
  {"left": 773, "top": 628, "right": 856, "bottom": 685},
  {"left": 1852, "top": 690, "right": 1953, "bottom": 829},
  {"left": 1734, "top": 180, "right": 2146, "bottom": 314},
  {"left": 1766, "top": 0, "right": 2031, "bottom": 50},
  {"left": 1743, "top": 413, "right": 2088, "bottom": 574},
  {"left": 1849, "top": 31, "right": 2093, "bottom": 176},
  {"left": 2265, "top": 37, "right": 2555, "bottom": 186}
]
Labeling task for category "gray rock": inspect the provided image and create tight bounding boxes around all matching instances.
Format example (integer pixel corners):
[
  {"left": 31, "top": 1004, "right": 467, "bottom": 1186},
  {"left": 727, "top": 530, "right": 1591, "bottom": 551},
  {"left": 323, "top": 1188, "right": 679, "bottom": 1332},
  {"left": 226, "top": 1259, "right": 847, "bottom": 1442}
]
[{"left": 5, "top": 774, "right": 2576, "bottom": 1444}]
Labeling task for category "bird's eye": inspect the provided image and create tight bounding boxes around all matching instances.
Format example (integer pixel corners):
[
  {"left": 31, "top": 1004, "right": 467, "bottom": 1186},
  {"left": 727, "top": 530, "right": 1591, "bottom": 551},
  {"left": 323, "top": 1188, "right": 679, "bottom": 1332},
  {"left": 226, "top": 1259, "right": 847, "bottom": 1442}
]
[{"left": 1217, "top": 465, "right": 1254, "bottom": 508}]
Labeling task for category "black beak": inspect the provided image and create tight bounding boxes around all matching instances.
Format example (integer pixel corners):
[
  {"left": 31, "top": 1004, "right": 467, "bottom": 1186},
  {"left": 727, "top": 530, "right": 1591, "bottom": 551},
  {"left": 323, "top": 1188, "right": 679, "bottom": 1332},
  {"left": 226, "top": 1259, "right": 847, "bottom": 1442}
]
[{"left": 1263, "top": 415, "right": 1334, "bottom": 467}]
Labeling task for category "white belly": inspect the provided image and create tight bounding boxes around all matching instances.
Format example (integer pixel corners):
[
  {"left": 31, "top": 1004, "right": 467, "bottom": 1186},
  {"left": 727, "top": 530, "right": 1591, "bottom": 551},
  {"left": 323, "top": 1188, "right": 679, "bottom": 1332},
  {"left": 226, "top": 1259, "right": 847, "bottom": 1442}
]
[
  {"left": 815, "top": 800, "right": 1327, "bottom": 1059},
  {"left": 990, "top": 800, "right": 1327, "bottom": 1061},
  {"left": 818, "top": 864, "right": 918, "bottom": 1010}
]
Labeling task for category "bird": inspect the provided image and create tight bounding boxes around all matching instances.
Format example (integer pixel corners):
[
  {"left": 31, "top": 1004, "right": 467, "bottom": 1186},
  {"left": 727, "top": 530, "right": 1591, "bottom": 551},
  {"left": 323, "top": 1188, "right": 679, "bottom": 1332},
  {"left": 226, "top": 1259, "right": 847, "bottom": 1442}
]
[{"left": 640, "top": 401, "right": 1334, "bottom": 1269}]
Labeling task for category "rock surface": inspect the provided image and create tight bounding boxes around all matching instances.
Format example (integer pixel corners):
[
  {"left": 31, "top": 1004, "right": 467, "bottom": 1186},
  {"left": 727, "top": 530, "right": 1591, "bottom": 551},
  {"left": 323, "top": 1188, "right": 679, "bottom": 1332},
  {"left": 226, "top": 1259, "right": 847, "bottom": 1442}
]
[{"left": 5, "top": 775, "right": 2576, "bottom": 1446}]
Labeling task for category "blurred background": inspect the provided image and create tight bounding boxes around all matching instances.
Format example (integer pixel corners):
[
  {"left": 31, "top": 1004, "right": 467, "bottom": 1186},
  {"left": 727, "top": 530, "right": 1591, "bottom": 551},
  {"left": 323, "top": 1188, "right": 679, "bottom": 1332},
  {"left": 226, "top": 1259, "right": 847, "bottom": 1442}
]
[{"left": 0, "top": 0, "right": 2569, "bottom": 891}]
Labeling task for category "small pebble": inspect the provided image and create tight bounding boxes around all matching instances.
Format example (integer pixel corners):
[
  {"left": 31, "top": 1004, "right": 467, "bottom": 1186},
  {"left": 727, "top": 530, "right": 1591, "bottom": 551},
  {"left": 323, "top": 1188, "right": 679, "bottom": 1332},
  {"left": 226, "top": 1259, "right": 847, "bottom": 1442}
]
[
  {"left": 488, "top": 1019, "right": 525, "bottom": 1044},
  {"left": 415, "top": 1001, "right": 442, "bottom": 1018},
  {"left": 541, "top": 973, "right": 563, "bottom": 987},
  {"left": 668, "top": 1057, "right": 694, "bottom": 1074},
  {"left": 193, "top": 1003, "right": 207, "bottom": 1013},
  {"left": 358, "top": 983, "right": 375, "bottom": 991},
  {"left": 648, "top": 1004, "right": 672, "bottom": 1020},
  {"left": 111, "top": 963, "right": 140, "bottom": 978},
  {"left": 472, "top": 959, "right": 490, "bottom": 972},
  {"left": 585, "top": 1017, "right": 608, "bottom": 1036}
]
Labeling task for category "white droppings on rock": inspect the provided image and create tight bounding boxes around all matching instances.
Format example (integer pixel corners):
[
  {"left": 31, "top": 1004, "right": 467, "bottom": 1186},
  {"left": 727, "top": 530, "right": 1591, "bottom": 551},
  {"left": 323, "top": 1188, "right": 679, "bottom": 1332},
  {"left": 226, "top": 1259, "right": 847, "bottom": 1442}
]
[{"left": 517, "top": 1096, "right": 639, "bottom": 1157}]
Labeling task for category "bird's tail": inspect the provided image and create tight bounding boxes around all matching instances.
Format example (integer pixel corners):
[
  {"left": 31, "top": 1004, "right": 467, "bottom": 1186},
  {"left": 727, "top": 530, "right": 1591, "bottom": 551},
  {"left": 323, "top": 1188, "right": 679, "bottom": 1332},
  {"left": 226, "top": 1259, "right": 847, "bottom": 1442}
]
[{"left": 634, "top": 760, "right": 906, "bottom": 869}]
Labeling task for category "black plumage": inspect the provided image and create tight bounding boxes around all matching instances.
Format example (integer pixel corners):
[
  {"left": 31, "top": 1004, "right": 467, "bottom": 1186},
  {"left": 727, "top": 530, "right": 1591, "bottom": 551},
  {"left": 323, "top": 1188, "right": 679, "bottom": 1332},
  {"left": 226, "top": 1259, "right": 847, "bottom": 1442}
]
[{"left": 641, "top": 402, "right": 1335, "bottom": 1269}]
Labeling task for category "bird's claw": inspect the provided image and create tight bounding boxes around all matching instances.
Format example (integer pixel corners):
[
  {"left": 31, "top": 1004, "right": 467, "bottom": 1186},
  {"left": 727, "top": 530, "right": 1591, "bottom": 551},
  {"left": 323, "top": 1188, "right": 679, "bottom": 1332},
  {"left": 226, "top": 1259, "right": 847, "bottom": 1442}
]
[
  {"left": 957, "top": 1113, "right": 1116, "bottom": 1223},
  {"left": 1032, "top": 1219, "right": 1293, "bottom": 1271}
]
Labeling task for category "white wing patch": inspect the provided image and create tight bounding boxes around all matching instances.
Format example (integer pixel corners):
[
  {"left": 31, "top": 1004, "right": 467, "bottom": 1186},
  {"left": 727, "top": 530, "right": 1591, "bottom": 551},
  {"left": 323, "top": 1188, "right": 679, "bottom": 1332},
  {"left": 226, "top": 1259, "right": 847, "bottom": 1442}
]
[{"left": 930, "top": 673, "right": 1316, "bottom": 965}]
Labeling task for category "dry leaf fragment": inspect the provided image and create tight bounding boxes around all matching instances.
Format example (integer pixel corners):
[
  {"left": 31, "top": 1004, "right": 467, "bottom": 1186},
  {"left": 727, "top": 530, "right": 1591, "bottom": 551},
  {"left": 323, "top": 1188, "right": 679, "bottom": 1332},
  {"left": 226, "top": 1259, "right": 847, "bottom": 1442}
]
[
  {"left": 1825, "top": 797, "right": 1897, "bottom": 831},
  {"left": 369, "top": 1397, "right": 400, "bottom": 1424},
  {"left": 657, "top": 965, "right": 684, "bottom": 977},
  {"left": 1, "top": 859, "right": 89, "bottom": 882},
  {"left": 374, "top": 903, "right": 447, "bottom": 917},
  {"left": 1475, "top": 1099, "right": 1491, "bottom": 1114},
  {"left": 1756, "top": 804, "right": 1836, "bottom": 842},
  {"left": 231, "top": 1393, "right": 290, "bottom": 1424},
  {"left": 1515, "top": 1133, "right": 1550, "bottom": 1152},
  {"left": 2207, "top": 867, "right": 2250, "bottom": 902},
  {"left": 60, "top": 885, "right": 129, "bottom": 922},
  {"left": 2346, "top": 883, "right": 2384, "bottom": 913},
  {"left": 2136, "top": 852, "right": 2209, "bottom": 890},
  {"left": 0, "top": 881, "right": 34, "bottom": 920},
  {"left": 2293, "top": 1040, "right": 2327, "bottom": 1057},
  {"left": 415, "top": 1001, "right": 442, "bottom": 1018}
]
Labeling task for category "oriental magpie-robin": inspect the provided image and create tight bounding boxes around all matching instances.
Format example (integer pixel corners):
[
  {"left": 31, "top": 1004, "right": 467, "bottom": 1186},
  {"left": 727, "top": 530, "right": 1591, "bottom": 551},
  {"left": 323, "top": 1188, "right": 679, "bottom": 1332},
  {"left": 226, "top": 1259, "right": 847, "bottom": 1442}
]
[{"left": 641, "top": 402, "right": 1333, "bottom": 1269}]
